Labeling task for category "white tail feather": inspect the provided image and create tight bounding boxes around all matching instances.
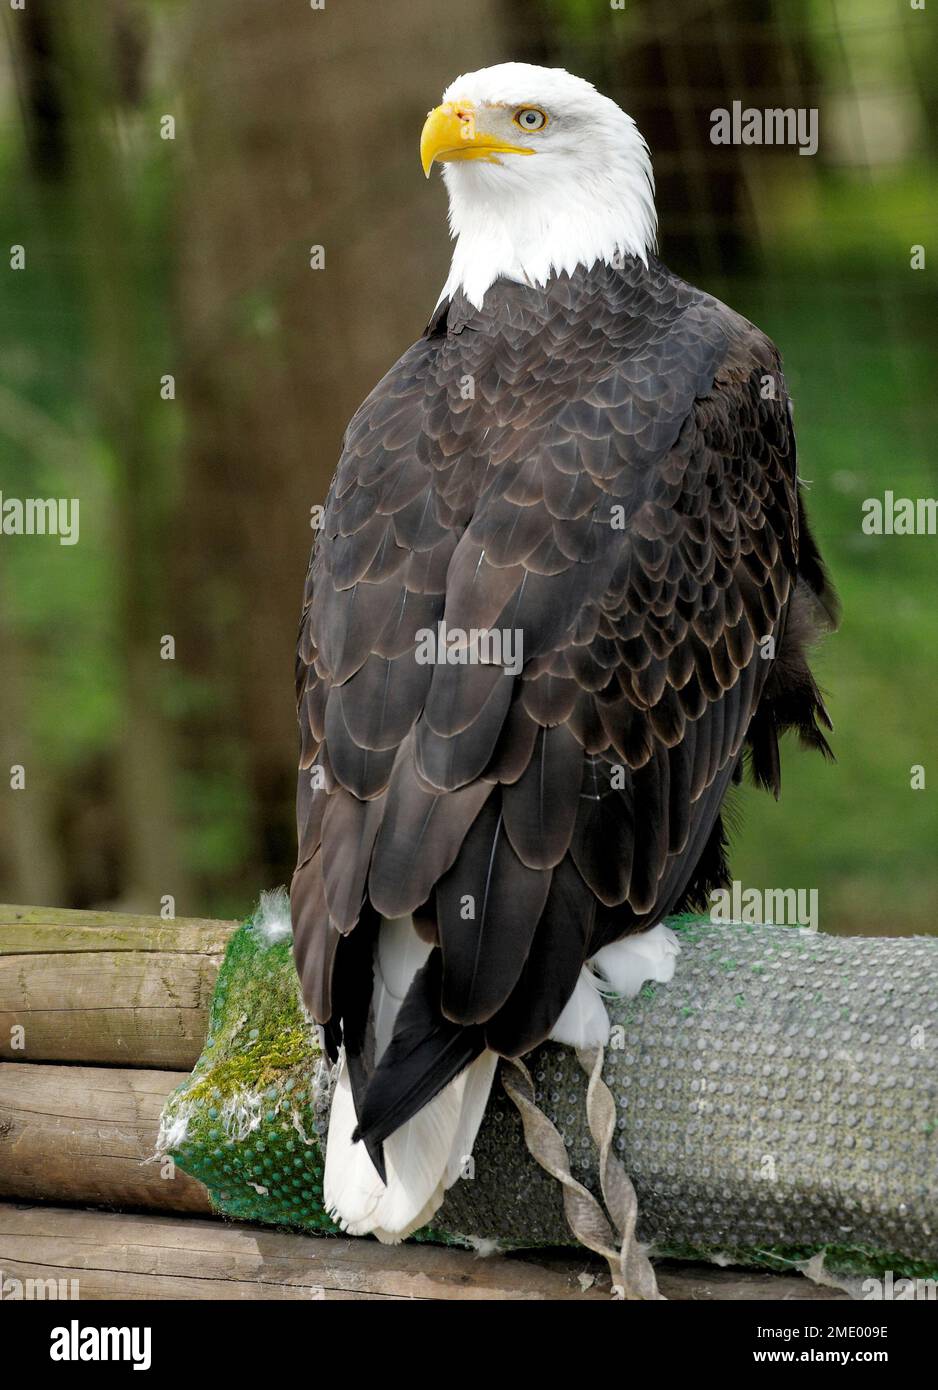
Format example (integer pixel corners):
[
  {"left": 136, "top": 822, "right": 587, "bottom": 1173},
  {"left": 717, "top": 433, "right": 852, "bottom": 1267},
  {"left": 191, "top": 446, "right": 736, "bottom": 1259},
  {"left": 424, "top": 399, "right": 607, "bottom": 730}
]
[
  {"left": 323, "top": 917, "right": 497, "bottom": 1243},
  {"left": 373, "top": 914, "right": 431, "bottom": 1059},
  {"left": 445, "top": 1050, "right": 498, "bottom": 1186},
  {"left": 322, "top": 1054, "right": 385, "bottom": 1233}
]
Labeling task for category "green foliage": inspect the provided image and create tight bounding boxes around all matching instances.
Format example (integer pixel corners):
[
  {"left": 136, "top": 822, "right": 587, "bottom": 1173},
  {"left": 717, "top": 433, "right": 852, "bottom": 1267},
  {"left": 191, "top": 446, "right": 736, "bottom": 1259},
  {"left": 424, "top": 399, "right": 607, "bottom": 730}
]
[{"left": 719, "top": 276, "right": 938, "bottom": 932}]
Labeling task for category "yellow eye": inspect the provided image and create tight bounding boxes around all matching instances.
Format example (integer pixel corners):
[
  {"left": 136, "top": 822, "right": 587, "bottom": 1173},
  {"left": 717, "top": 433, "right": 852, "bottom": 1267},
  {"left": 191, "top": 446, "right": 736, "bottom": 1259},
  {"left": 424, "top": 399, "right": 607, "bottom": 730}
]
[{"left": 513, "top": 107, "right": 547, "bottom": 132}]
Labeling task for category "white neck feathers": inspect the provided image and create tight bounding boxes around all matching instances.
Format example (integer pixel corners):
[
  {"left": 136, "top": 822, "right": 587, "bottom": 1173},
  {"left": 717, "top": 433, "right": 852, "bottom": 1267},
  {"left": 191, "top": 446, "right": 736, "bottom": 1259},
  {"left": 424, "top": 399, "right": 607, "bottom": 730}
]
[{"left": 439, "top": 116, "right": 656, "bottom": 310}]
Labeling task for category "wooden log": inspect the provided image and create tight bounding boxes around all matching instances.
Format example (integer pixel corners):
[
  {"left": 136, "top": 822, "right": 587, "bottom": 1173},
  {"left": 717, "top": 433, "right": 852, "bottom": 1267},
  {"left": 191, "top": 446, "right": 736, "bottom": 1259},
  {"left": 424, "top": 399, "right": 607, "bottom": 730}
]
[
  {"left": 0, "top": 904, "right": 237, "bottom": 1068},
  {"left": 0, "top": 1063, "right": 209, "bottom": 1213},
  {"left": 0, "top": 1204, "right": 847, "bottom": 1300}
]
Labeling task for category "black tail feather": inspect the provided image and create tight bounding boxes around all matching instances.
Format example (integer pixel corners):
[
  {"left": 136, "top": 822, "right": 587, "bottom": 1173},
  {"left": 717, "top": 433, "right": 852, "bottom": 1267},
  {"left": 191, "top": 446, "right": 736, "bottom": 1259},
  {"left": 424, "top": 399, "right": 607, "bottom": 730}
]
[
  {"left": 352, "top": 950, "right": 484, "bottom": 1152},
  {"left": 327, "top": 912, "right": 386, "bottom": 1178}
]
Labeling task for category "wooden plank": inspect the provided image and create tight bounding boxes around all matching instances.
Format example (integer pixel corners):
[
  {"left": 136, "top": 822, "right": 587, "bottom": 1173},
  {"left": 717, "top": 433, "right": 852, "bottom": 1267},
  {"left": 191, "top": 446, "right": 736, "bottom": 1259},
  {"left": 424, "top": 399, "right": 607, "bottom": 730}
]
[
  {"left": 0, "top": 1064, "right": 209, "bottom": 1214},
  {"left": 0, "top": 905, "right": 237, "bottom": 1067},
  {"left": 0, "top": 1204, "right": 845, "bottom": 1301},
  {"left": 658, "top": 1263, "right": 847, "bottom": 1301},
  {"left": 0, "top": 904, "right": 238, "bottom": 953},
  {"left": 0, "top": 950, "right": 224, "bottom": 1069},
  {"left": 0, "top": 1204, "right": 606, "bottom": 1300}
]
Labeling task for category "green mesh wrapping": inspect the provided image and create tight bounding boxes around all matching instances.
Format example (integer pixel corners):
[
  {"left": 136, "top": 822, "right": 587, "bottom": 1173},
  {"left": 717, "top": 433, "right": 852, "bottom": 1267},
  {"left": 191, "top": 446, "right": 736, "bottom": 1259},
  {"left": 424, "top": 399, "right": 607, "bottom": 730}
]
[
  {"left": 158, "top": 917, "right": 340, "bottom": 1233},
  {"left": 159, "top": 910, "right": 938, "bottom": 1278}
]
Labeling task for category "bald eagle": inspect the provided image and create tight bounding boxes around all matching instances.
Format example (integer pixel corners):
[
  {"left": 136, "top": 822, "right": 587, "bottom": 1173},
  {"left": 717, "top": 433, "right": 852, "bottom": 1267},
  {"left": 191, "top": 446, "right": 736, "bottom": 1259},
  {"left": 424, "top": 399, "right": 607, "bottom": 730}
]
[{"left": 291, "top": 64, "right": 837, "bottom": 1241}]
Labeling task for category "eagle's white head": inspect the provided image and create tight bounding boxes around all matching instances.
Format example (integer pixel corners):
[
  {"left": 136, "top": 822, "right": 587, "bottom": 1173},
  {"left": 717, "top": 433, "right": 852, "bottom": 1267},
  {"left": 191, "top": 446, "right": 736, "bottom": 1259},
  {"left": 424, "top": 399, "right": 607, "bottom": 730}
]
[{"left": 421, "top": 62, "right": 657, "bottom": 311}]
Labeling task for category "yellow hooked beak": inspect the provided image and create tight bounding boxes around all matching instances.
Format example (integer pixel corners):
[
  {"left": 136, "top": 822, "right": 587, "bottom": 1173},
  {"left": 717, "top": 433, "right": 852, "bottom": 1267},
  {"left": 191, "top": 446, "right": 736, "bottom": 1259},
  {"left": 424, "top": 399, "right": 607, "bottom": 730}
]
[{"left": 420, "top": 101, "right": 536, "bottom": 177}]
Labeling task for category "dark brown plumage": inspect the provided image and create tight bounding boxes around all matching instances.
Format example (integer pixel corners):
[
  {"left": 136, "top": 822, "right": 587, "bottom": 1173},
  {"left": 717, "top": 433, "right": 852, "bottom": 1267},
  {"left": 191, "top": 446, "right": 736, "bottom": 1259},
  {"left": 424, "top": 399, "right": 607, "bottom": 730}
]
[{"left": 291, "top": 255, "right": 837, "bottom": 1157}]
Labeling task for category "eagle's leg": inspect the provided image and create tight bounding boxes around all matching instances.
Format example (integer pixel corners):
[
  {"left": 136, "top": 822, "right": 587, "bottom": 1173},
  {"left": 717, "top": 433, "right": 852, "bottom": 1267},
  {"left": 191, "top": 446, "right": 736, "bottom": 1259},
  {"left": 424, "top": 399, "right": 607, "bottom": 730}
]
[{"left": 548, "top": 924, "right": 681, "bottom": 1047}]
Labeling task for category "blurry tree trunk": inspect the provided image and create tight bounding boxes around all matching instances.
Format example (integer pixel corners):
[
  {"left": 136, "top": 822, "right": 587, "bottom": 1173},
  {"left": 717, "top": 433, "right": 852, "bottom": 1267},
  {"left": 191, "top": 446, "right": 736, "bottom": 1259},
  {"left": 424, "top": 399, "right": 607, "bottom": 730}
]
[
  {"left": 50, "top": 0, "right": 189, "bottom": 912},
  {"left": 0, "top": 570, "right": 65, "bottom": 906},
  {"left": 172, "top": 0, "right": 513, "bottom": 905},
  {"left": 12, "top": 0, "right": 66, "bottom": 179}
]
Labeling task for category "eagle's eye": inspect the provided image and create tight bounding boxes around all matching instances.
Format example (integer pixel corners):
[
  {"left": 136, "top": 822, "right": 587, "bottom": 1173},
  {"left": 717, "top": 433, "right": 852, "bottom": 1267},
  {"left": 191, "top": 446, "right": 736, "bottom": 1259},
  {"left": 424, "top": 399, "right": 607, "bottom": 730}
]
[{"left": 512, "top": 107, "right": 547, "bottom": 132}]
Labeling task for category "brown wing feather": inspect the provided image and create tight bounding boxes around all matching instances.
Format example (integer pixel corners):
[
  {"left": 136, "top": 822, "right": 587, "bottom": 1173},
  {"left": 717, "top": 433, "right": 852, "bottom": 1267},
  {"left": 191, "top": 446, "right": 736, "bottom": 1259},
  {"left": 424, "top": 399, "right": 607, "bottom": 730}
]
[{"left": 291, "top": 258, "right": 836, "bottom": 1079}]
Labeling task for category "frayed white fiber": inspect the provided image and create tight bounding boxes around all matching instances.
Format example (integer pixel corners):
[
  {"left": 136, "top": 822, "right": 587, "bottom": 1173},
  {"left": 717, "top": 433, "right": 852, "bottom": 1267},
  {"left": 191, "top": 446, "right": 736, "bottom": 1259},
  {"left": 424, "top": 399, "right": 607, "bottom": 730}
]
[
  {"left": 218, "top": 1087, "right": 265, "bottom": 1141},
  {"left": 154, "top": 1100, "right": 195, "bottom": 1157},
  {"left": 253, "top": 886, "right": 292, "bottom": 945},
  {"left": 467, "top": 1236, "right": 501, "bottom": 1257}
]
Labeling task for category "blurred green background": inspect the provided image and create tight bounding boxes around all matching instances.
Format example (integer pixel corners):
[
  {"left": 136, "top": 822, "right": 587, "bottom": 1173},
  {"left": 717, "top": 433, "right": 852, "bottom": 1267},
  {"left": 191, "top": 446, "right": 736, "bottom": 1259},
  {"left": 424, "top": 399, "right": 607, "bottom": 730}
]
[{"left": 0, "top": 0, "right": 935, "bottom": 931}]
